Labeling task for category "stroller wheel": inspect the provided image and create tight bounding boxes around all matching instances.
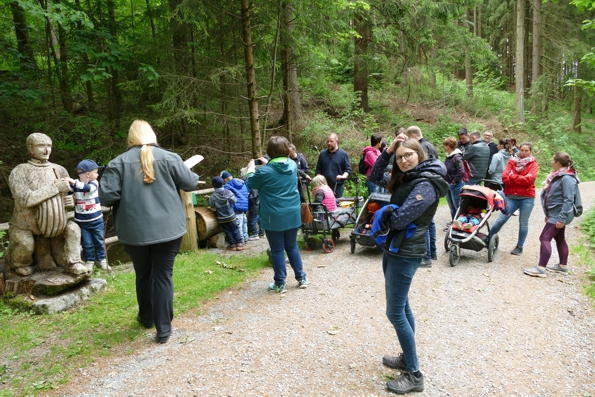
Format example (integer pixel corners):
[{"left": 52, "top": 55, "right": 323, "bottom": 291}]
[
  {"left": 350, "top": 237, "right": 356, "bottom": 254},
  {"left": 323, "top": 239, "right": 335, "bottom": 253},
  {"left": 487, "top": 234, "right": 499, "bottom": 262},
  {"left": 332, "top": 229, "right": 340, "bottom": 242},
  {"left": 444, "top": 229, "right": 452, "bottom": 252},
  {"left": 305, "top": 238, "right": 316, "bottom": 251},
  {"left": 449, "top": 245, "right": 460, "bottom": 267}
]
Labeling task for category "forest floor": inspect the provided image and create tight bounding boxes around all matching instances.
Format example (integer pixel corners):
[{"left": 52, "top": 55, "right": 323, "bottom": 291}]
[{"left": 48, "top": 182, "right": 595, "bottom": 397}]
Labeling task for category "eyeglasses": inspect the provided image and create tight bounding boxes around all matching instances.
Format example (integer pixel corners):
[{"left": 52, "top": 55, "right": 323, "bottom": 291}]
[{"left": 395, "top": 152, "right": 416, "bottom": 163}]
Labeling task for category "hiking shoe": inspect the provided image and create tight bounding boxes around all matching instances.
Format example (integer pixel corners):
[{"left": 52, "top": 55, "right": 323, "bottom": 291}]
[
  {"left": 226, "top": 244, "right": 237, "bottom": 251},
  {"left": 386, "top": 371, "right": 424, "bottom": 394},
  {"left": 510, "top": 246, "right": 523, "bottom": 255},
  {"left": 453, "top": 220, "right": 462, "bottom": 229},
  {"left": 297, "top": 278, "right": 309, "bottom": 289},
  {"left": 523, "top": 265, "right": 547, "bottom": 278},
  {"left": 431, "top": 254, "right": 438, "bottom": 261},
  {"left": 546, "top": 263, "right": 569, "bottom": 274},
  {"left": 248, "top": 235, "right": 259, "bottom": 241},
  {"left": 268, "top": 283, "right": 287, "bottom": 294},
  {"left": 382, "top": 353, "right": 407, "bottom": 370},
  {"left": 236, "top": 243, "right": 247, "bottom": 251},
  {"left": 420, "top": 258, "right": 432, "bottom": 268}
]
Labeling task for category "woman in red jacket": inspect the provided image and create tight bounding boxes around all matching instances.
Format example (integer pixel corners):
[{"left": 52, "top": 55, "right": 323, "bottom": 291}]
[{"left": 488, "top": 142, "right": 538, "bottom": 255}]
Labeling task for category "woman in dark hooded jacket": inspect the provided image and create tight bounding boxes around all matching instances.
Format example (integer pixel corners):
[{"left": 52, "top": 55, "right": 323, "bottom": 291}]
[
  {"left": 524, "top": 152, "right": 582, "bottom": 277},
  {"left": 368, "top": 138, "right": 448, "bottom": 394}
]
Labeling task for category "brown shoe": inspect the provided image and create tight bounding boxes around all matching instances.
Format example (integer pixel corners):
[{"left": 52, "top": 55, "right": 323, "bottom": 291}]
[
  {"left": 236, "top": 243, "right": 247, "bottom": 251},
  {"left": 226, "top": 244, "right": 237, "bottom": 251}
]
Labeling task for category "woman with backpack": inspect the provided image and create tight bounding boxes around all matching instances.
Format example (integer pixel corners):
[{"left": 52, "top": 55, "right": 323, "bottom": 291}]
[
  {"left": 442, "top": 137, "right": 465, "bottom": 230},
  {"left": 524, "top": 152, "right": 582, "bottom": 277},
  {"left": 361, "top": 133, "right": 383, "bottom": 194},
  {"left": 486, "top": 138, "right": 512, "bottom": 190}
]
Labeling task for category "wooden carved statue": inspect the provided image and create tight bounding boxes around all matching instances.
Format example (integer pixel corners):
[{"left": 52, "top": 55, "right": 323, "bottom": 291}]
[{"left": 5, "top": 133, "right": 89, "bottom": 276}]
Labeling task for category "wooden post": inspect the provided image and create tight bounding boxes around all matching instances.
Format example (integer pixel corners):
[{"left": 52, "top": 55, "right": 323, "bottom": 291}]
[{"left": 180, "top": 191, "right": 198, "bottom": 251}]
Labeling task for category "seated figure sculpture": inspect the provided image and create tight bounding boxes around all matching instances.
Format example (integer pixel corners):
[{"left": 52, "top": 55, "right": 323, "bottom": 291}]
[{"left": 5, "top": 133, "right": 88, "bottom": 276}]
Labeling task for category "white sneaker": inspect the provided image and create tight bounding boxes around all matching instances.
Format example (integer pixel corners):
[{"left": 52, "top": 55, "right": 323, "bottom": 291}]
[
  {"left": 96, "top": 259, "right": 110, "bottom": 270},
  {"left": 84, "top": 261, "right": 95, "bottom": 272}
]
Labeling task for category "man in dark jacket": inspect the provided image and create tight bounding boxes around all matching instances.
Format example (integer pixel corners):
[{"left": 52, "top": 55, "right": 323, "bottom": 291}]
[
  {"left": 464, "top": 131, "right": 490, "bottom": 185},
  {"left": 221, "top": 170, "right": 249, "bottom": 243},
  {"left": 483, "top": 130, "right": 498, "bottom": 180},
  {"left": 315, "top": 133, "right": 352, "bottom": 198},
  {"left": 405, "top": 126, "right": 438, "bottom": 267},
  {"left": 457, "top": 128, "right": 471, "bottom": 155}
]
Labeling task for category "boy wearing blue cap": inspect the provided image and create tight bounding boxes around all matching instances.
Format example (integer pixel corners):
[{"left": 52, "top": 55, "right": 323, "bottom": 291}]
[
  {"left": 207, "top": 176, "right": 246, "bottom": 251},
  {"left": 64, "top": 159, "right": 109, "bottom": 271}
]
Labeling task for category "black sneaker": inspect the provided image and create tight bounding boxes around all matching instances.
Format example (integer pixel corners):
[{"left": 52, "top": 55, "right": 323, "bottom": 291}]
[
  {"left": 386, "top": 371, "right": 424, "bottom": 394},
  {"left": 420, "top": 258, "right": 432, "bottom": 268},
  {"left": 431, "top": 254, "right": 437, "bottom": 261},
  {"left": 382, "top": 353, "right": 407, "bottom": 370},
  {"left": 510, "top": 246, "right": 523, "bottom": 255}
]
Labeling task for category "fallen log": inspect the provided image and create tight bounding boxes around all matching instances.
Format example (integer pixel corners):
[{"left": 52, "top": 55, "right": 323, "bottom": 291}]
[{"left": 195, "top": 207, "right": 222, "bottom": 240}]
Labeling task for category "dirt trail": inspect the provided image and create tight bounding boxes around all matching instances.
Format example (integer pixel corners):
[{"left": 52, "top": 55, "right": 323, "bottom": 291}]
[{"left": 52, "top": 182, "right": 595, "bottom": 396}]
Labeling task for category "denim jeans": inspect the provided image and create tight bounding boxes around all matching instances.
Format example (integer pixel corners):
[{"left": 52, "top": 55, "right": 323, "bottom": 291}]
[
  {"left": 366, "top": 180, "right": 379, "bottom": 195},
  {"left": 125, "top": 237, "right": 182, "bottom": 338},
  {"left": 248, "top": 212, "right": 261, "bottom": 236},
  {"left": 383, "top": 252, "right": 421, "bottom": 372},
  {"left": 446, "top": 181, "right": 463, "bottom": 220},
  {"left": 265, "top": 228, "right": 306, "bottom": 286},
  {"left": 221, "top": 221, "right": 243, "bottom": 245},
  {"left": 77, "top": 218, "right": 106, "bottom": 261},
  {"left": 235, "top": 212, "right": 248, "bottom": 243},
  {"left": 489, "top": 197, "right": 535, "bottom": 248},
  {"left": 425, "top": 220, "right": 436, "bottom": 260}
]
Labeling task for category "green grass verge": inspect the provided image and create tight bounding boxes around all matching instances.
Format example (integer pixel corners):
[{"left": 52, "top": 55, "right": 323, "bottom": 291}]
[
  {"left": 0, "top": 250, "right": 269, "bottom": 397},
  {"left": 576, "top": 208, "right": 595, "bottom": 301}
]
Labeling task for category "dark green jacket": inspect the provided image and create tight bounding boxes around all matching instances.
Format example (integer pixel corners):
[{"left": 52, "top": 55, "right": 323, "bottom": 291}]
[{"left": 464, "top": 140, "right": 490, "bottom": 179}]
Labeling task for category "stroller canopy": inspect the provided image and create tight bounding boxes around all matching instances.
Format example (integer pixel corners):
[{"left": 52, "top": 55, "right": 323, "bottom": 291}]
[{"left": 459, "top": 185, "right": 506, "bottom": 212}]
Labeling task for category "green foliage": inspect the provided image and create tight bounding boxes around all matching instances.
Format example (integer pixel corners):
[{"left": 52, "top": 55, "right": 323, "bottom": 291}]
[
  {"left": 0, "top": 250, "right": 269, "bottom": 396},
  {"left": 0, "top": 230, "right": 7, "bottom": 258},
  {"left": 577, "top": 208, "right": 595, "bottom": 299}
]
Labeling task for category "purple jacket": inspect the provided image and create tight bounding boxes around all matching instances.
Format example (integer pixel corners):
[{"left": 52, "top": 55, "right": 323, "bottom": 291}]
[{"left": 444, "top": 149, "right": 465, "bottom": 185}]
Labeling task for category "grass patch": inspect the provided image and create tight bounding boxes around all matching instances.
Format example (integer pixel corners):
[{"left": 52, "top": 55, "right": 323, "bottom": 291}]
[
  {"left": 577, "top": 208, "right": 595, "bottom": 301},
  {"left": 0, "top": 250, "right": 269, "bottom": 396}
]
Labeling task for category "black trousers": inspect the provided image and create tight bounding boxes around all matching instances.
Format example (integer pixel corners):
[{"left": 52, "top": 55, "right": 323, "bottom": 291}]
[{"left": 124, "top": 237, "right": 182, "bottom": 338}]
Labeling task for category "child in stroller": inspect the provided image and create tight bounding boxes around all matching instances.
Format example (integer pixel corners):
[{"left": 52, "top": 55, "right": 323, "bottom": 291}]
[{"left": 453, "top": 206, "right": 485, "bottom": 231}]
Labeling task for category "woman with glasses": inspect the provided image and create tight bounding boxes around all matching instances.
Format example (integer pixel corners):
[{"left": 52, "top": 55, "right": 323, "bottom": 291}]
[{"left": 367, "top": 138, "right": 448, "bottom": 394}]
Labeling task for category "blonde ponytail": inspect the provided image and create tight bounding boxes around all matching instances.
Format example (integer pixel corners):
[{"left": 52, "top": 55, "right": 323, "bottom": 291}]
[{"left": 128, "top": 120, "right": 158, "bottom": 184}]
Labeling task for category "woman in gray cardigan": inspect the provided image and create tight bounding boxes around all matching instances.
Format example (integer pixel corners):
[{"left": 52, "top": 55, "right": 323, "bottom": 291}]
[
  {"left": 524, "top": 152, "right": 581, "bottom": 278},
  {"left": 99, "top": 120, "right": 199, "bottom": 343}
]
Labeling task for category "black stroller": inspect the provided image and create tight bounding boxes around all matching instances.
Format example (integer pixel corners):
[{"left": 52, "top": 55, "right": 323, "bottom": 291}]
[{"left": 444, "top": 184, "right": 506, "bottom": 266}]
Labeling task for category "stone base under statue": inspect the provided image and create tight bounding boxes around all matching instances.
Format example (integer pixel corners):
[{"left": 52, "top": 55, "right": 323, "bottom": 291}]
[{"left": 0, "top": 259, "right": 107, "bottom": 314}]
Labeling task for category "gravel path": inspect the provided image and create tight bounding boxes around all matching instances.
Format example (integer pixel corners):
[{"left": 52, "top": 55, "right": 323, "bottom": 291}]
[{"left": 52, "top": 182, "right": 595, "bottom": 396}]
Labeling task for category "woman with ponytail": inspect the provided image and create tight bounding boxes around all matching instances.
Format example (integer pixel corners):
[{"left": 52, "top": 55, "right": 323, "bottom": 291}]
[
  {"left": 524, "top": 152, "right": 582, "bottom": 278},
  {"left": 99, "top": 120, "right": 199, "bottom": 343}
]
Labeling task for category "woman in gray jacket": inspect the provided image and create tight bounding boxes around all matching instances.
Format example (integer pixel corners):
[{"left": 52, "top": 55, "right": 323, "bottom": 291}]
[
  {"left": 486, "top": 138, "right": 512, "bottom": 190},
  {"left": 99, "top": 120, "right": 199, "bottom": 343},
  {"left": 524, "top": 152, "right": 581, "bottom": 278}
]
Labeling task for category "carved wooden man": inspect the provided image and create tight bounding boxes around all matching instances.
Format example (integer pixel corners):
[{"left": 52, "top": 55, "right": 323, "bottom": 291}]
[{"left": 6, "top": 133, "right": 88, "bottom": 276}]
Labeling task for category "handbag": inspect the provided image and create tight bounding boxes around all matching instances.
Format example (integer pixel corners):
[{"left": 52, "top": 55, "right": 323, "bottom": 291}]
[{"left": 301, "top": 203, "right": 313, "bottom": 224}]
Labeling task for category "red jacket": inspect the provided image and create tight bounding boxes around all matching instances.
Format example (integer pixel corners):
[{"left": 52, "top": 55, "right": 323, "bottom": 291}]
[{"left": 502, "top": 157, "right": 538, "bottom": 198}]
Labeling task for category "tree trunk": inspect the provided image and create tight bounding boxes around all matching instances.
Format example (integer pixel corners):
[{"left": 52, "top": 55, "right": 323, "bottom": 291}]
[
  {"left": 240, "top": 0, "right": 262, "bottom": 158},
  {"left": 107, "top": 0, "right": 122, "bottom": 130},
  {"left": 56, "top": 22, "right": 73, "bottom": 114},
  {"left": 354, "top": 11, "right": 369, "bottom": 112},
  {"left": 10, "top": 0, "right": 37, "bottom": 70},
  {"left": 573, "top": 87, "right": 582, "bottom": 133},
  {"left": 531, "top": 0, "right": 541, "bottom": 113},
  {"left": 465, "top": 9, "right": 473, "bottom": 98},
  {"left": 515, "top": 0, "right": 525, "bottom": 122},
  {"left": 281, "top": 1, "right": 302, "bottom": 136}
]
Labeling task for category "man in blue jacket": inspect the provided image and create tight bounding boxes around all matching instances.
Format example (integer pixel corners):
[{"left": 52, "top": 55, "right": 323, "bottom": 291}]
[{"left": 222, "top": 170, "right": 249, "bottom": 244}]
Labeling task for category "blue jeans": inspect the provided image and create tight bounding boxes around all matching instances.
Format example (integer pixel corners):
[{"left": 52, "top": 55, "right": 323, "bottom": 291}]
[
  {"left": 235, "top": 212, "right": 248, "bottom": 243},
  {"left": 446, "top": 181, "right": 463, "bottom": 220},
  {"left": 221, "top": 221, "right": 243, "bottom": 245},
  {"left": 366, "top": 180, "right": 379, "bottom": 195},
  {"left": 78, "top": 218, "right": 106, "bottom": 261},
  {"left": 425, "top": 220, "right": 436, "bottom": 260},
  {"left": 248, "top": 212, "right": 261, "bottom": 236},
  {"left": 265, "top": 228, "right": 306, "bottom": 286},
  {"left": 489, "top": 197, "right": 535, "bottom": 248},
  {"left": 383, "top": 253, "right": 421, "bottom": 372}
]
